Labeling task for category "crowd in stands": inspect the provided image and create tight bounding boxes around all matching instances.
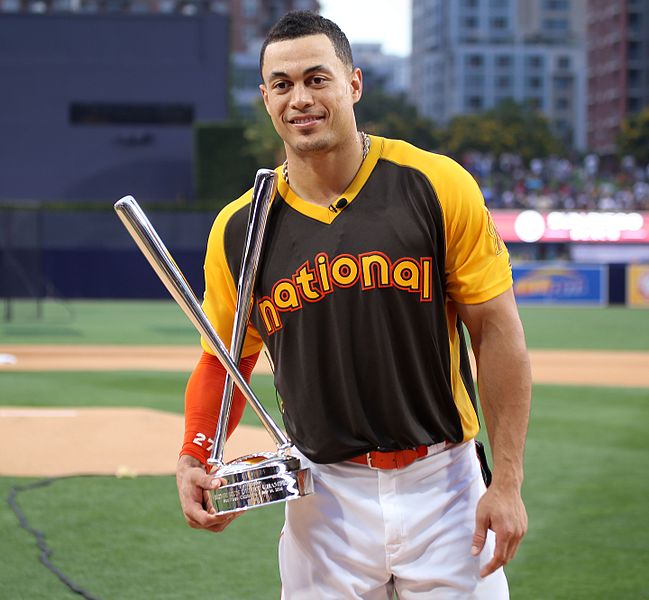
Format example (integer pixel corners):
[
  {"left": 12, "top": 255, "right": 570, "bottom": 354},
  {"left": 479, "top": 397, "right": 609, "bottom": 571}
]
[{"left": 460, "top": 153, "right": 649, "bottom": 212}]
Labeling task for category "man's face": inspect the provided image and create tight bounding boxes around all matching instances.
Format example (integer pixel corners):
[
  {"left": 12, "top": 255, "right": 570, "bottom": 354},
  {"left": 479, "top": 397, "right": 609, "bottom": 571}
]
[{"left": 260, "top": 34, "right": 362, "bottom": 156}]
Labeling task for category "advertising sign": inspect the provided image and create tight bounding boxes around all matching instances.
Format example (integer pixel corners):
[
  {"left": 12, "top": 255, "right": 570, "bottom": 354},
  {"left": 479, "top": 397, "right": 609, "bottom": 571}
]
[
  {"left": 627, "top": 265, "right": 649, "bottom": 307},
  {"left": 512, "top": 264, "right": 607, "bottom": 305},
  {"left": 492, "top": 210, "right": 649, "bottom": 243}
]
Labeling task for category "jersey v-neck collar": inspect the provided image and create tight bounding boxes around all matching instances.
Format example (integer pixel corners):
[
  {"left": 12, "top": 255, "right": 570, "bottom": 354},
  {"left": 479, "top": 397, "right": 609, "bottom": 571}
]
[{"left": 275, "top": 135, "right": 382, "bottom": 225}]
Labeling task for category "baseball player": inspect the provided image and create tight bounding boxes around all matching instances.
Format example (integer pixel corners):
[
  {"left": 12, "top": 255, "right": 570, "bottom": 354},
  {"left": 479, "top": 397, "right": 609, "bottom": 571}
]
[{"left": 176, "top": 11, "right": 531, "bottom": 599}]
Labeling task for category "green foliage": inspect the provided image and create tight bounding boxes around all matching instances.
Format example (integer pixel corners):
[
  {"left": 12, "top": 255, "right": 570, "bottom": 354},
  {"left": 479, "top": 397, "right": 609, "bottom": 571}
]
[
  {"left": 441, "top": 99, "right": 562, "bottom": 161},
  {"left": 193, "top": 122, "right": 259, "bottom": 209},
  {"left": 243, "top": 100, "right": 286, "bottom": 168},
  {"left": 355, "top": 91, "right": 440, "bottom": 151},
  {"left": 618, "top": 106, "right": 649, "bottom": 166}
]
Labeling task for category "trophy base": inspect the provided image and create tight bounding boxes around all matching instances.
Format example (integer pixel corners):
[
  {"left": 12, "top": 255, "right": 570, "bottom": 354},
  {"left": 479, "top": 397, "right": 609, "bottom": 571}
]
[{"left": 209, "top": 452, "right": 313, "bottom": 515}]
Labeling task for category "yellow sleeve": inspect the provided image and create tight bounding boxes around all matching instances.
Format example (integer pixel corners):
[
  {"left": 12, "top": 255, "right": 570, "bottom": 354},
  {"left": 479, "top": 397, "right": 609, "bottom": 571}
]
[
  {"left": 427, "top": 155, "right": 512, "bottom": 304},
  {"left": 200, "top": 192, "right": 265, "bottom": 358}
]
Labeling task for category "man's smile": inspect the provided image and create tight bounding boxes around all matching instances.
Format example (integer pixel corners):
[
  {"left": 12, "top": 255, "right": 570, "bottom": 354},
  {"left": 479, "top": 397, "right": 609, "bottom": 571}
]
[{"left": 288, "top": 115, "right": 325, "bottom": 127}]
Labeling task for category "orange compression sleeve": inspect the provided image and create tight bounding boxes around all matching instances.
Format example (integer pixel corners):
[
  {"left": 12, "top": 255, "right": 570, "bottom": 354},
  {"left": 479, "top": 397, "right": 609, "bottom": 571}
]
[{"left": 181, "top": 350, "right": 260, "bottom": 466}]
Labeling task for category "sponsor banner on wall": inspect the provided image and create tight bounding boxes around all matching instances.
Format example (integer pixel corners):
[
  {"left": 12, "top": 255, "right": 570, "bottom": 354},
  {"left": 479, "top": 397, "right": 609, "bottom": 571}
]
[
  {"left": 492, "top": 210, "right": 649, "bottom": 243},
  {"left": 512, "top": 264, "right": 607, "bottom": 305},
  {"left": 627, "top": 265, "right": 649, "bottom": 307}
]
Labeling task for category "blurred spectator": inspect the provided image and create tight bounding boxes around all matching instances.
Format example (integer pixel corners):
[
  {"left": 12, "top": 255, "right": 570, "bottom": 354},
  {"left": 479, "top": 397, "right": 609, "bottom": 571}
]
[{"left": 460, "top": 152, "right": 649, "bottom": 211}]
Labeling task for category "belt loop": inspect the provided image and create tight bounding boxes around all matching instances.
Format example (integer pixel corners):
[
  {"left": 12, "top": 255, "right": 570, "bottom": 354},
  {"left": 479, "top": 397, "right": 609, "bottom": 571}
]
[{"left": 366, "top": 452, "right": 375, "bottom": 469}]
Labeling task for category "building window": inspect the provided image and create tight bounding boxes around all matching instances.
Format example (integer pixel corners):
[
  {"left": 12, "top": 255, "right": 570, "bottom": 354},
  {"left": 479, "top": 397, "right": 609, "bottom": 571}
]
[
  {"left": 496, "top": 76, "right": 512, "bottom": 88},
  {"left": 463, "top": 16, "right": 479, "bottom": 28},
  {"left": 496, "top": 55, "right": 512, "bottom": 67},
  {"left": 69, "top": 103, "right": 194, "bottom": 126},
  {"left": 627, "top": 97, "right": 642, "bottom": 113},
  {"left": 542, "top": 0, "right": 569, "bottom": 9},
  {"left": 467, "top": 96, "right": 484, "bottom": 110},
  {"left": 628, "top": 69, "right": 641, "bottom": 87},
  {"left": 542, "top": 18, "right": 569, "bottom": 31},
  {"left": 557, "top": 56, "right": 571, "bottom": 69},
  {"left": 466, "top": 74, "right": 485, "bottom": 88},
  {"left": 553, "top": 75, "right": 572, "bottom": 90},
  {"left": 462, "top": 0, "right": 479, "bottom": 6},
  {"left": 555, "top": 97, "right": 570, "bottom": 110},
  {"left": 526, "top": 55, "right": 544, "bottom": 68},
  {"left": 628, "top": 41, "right": 641, "bottom": 60},
  {"left": 466, "top": 54, "right": 484, "bottom": 67},
  {"left": 491, "top": 17, "right": 508, "bottom": 29},
  {"left": 528, "top": 76, "right": 543, "bottom": 89}
]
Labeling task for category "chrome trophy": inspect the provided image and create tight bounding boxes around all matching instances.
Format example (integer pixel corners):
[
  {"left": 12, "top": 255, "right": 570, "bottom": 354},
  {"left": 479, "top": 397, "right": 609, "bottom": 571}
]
[{"left": 114, "top": 169, "right": 313, "bottom": 514}]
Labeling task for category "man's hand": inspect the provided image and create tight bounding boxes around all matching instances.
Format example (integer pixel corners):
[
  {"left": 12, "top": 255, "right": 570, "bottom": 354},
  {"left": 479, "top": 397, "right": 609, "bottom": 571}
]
[
  {"left": 471, "top": 483, "right": 528, "bottom": 577},
  {"left": 176, "top": 454, "right": 242, "bottom": 533}
]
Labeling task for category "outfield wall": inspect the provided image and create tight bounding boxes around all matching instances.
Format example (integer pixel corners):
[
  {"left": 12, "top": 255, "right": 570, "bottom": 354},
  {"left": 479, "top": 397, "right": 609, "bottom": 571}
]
[{"left": 1, "top": 208, "right": 648, "bottom": 304}]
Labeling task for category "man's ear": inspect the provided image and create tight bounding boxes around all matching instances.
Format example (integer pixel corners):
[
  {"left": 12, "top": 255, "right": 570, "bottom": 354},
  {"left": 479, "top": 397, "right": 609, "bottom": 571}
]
[
  {"left": 351, "top": 67, "right": 363, "bottom": 104},
  {"left": 259, "top": 84, "right": 271, "bottom": 115}
]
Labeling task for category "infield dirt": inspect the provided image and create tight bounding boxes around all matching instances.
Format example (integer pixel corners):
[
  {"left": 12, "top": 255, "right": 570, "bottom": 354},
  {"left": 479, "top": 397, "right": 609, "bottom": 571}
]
[{"left": 1, "top": 345, "right": 647, "bottom": 477}]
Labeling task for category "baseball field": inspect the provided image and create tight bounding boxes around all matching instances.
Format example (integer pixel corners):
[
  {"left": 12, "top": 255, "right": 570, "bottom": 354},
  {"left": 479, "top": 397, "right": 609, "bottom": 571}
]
[{"left": 1, "top": 300, "right": 648, "bottom": 599}]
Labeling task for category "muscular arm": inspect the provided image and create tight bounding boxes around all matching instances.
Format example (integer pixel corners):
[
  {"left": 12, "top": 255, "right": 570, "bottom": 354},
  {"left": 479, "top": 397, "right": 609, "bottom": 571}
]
[{"left": 455, "top": 287, "right": 531, "bottom": 576}]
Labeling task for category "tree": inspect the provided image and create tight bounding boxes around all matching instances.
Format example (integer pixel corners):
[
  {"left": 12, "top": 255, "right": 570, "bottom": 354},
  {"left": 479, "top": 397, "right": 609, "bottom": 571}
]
[
  {"left": 441, "top": 99, "right": 562, "bottom": 161},
  {"left": 618, "top": 106, "right": 649, "bottom": 167},
  {"left": 355, "top": 91, "right": 440, "bottom": 151},
  {"left": 243, "top": 99, "right": 286, "bottom": 168}
]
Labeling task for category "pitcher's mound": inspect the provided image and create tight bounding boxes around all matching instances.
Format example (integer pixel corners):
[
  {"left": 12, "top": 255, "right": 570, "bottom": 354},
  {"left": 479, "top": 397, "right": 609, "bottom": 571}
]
[{"left": 0, "top": 407, "right": 275, "bottom": 477}]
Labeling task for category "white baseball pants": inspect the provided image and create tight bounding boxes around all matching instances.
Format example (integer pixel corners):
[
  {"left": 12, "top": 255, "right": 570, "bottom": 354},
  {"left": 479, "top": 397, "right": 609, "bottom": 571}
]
[{"left": 279, "top": 441, "right": 509, "bottom": 599}]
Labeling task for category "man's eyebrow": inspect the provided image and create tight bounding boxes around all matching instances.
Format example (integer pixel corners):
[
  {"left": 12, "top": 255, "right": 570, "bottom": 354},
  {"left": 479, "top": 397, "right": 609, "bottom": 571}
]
[
  {"left": 268, "top": 65, "right": 333, "bottom": 80},
  {"left": 303, "top": 64, "right": 332, "bottom": 76}
]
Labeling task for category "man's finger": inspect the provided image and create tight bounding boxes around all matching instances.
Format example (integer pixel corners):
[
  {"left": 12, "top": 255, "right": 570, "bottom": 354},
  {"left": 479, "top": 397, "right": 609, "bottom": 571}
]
[
  {"left": 186, "top": 507, "right": 235, "bottom": 529},
  {"left": 479, "top": 527, "right": 523, "bottom": 577},
  {"left": 189, "top": 470, "right": 222, "bottom": 490},
  {"left": 471, "top": 515, "right": 488, "bottom": 556},
  {"left": 480, "top": 555, "right": 506, "bottom": 578}
]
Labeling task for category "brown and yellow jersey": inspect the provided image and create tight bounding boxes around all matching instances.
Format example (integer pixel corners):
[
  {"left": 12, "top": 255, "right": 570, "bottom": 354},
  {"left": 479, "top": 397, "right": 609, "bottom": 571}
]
[{"left": 201, "top": 135, "right": 511, "bottom": 464}]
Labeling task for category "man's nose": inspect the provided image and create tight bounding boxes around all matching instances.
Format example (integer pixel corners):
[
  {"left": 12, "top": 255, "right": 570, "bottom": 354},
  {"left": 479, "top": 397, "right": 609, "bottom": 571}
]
[{"left": 290, "top": 83, "right": 314, "bottom": 110}]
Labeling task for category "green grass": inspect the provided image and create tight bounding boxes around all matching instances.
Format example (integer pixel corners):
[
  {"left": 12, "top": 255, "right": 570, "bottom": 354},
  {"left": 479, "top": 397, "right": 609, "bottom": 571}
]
[
  {"left": 518, "top": 306, "right": 649, "bottom": 351},
  {"left": 2, "top": 384, "right": 648, "bottom": 598},
  {"left": 0, "top": 300, "right": 198, "bottom": 345},
  {"left": 510, "top": 384, "right": 649, "bottom": 599},
  {"left": 0, "top": 371, "right": 284, "bottom": 428},
  {"left": 2, "top": 301, "right": 649, "bottom": 597},
  {"left": 1, "top": 475, "right": 284, "bottom": 599},
  {"left": 2, "top": 300, "right": 648, "bottom": 350}
]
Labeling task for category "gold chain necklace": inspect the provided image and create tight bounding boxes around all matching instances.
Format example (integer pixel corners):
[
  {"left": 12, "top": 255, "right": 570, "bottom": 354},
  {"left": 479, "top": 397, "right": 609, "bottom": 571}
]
[{"left": 281, "top": 131, "right": 370, "bottom": 186}]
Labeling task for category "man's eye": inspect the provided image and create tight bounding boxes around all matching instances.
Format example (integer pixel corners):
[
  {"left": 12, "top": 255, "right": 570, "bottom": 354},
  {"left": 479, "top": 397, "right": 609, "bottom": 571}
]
[
  {"left": 274, "top": 81, "right": 288, "bottom": 90},
  {"left": 312, "top": 77, "right": 325, "bottom": 85}
]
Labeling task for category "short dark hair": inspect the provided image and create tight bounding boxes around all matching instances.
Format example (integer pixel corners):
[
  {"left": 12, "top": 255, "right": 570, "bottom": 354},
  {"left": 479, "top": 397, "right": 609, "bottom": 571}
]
[{"left": 259, "top": 11, "right": 354, "bottom": 77}]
